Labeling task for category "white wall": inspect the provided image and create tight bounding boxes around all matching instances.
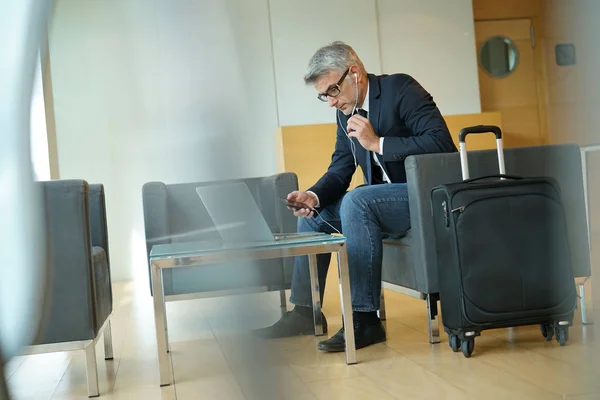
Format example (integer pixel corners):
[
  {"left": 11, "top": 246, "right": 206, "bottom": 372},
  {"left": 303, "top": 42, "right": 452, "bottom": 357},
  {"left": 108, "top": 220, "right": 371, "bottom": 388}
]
[
  {"left": 271, "top": 0, "right": 480, "bottom": 126},
  {"left": 541, "top": 0, "right": 600, "bottom": 305},
  {"left": 49, "top": 0, "right": 481, "bottom": 281},
  {"left": 377, "top": 0, "right": 480, "bottom": 115},
  {"left": 30, "top": 52, "right": 51, "bottom": 181},
  {"left": 49, "top": 0, "right": 278, "bottom": 281},
  {"left": 269, "top": 0, "right": 382, "bottom": 126},
  {"left": 543, "top": 0, "right": 600, "bottom": 230},
  {"left": 544, "top": 0, "right": 600, "bottom": 146}
]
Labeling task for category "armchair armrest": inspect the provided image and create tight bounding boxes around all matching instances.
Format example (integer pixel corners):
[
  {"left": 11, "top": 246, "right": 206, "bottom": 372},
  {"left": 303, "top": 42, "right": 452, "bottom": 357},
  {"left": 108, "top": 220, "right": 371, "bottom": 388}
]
[
  {"left": 34, "top": 180, "right": 99, "bottom": 344},
  {"left": 88, "top": 184, "right": 110, "bottom": 260},
  {"left": 88, "top": 184, "right": 113, "bottom": 315},
  {"left": 404, "top": 154, "right": 463, "bottom": 294}
]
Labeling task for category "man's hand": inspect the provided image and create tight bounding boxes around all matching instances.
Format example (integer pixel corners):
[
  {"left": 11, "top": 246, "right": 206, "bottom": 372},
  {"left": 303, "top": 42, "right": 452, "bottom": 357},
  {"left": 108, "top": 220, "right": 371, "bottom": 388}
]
[
  {"left": 347, "top": 114, "right": 380, "bottom": 153},
  {"left": 287, "top": 191, "right": 318, "bottom": 218}
]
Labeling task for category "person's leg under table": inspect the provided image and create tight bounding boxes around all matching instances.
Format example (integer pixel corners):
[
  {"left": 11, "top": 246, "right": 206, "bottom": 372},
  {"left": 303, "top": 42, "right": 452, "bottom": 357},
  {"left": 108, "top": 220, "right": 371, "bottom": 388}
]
[
  {"left": 255, "top": 183, "right": 410, "bottom": 350},
  {"left": 317, "top": 183, "right": 411, "bottom": 352},
  {"left": 253, "top": 200, "right": 343, "bottom": 338}
]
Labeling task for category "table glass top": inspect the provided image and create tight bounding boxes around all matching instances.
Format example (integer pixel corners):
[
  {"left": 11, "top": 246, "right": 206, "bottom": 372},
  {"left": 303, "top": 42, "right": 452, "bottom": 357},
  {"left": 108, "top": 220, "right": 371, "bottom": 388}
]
[{"left": 149, "top": 233, "right": 345, "bottom": 259}]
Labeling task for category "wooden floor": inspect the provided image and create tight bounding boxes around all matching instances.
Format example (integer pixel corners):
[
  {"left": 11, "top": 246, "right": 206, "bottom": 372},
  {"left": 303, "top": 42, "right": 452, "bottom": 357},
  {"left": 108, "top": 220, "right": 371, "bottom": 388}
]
[{"left": 4, "top": 272, "right": 600, "bottom": 400}]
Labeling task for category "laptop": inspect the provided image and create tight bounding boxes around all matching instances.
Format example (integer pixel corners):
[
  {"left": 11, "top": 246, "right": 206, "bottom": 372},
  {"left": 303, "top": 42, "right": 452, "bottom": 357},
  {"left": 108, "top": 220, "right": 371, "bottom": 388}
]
[{"left": 196, "top": 182, "right": 326, "bottom": 243}]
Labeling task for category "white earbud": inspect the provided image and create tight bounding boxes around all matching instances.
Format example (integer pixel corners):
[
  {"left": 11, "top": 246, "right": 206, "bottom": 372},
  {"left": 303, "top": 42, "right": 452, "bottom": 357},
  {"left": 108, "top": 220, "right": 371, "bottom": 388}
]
[{"left": 354, "top": 73, "right": 358, "bottom": 84}]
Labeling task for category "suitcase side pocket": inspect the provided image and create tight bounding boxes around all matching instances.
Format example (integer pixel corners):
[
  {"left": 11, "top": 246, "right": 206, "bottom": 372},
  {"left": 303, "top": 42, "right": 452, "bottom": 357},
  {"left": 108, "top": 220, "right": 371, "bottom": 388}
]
[{"left": 432, "top": 187, "right": 467, "bottom": 331}]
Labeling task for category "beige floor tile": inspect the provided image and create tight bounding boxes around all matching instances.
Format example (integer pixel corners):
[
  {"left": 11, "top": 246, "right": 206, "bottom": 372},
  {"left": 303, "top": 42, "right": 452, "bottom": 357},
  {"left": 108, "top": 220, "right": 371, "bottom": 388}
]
[
  {"left": 475, "top": 340, "right": 600, "bottom": 397},
  {"left": 7, "top": 279, "right": 600, "bottom": 400},
  {"left": 3, "top": 356, "right": 26, "bottom": 380},
  {"left": 307, "top": 376, "right": 396, "bottom": 400},
  {"left": 565, "top": 393, "right": 600, "bottom": 399},
  {"left": 51, "top": 351, "right": 117, "bottom": 399},
  {"left": 211, "top": 331, "right": 316, "bottom": 400},
  {"left": 169, "top": 338, "right": 244, "bottom": 400},
  {"left": 356, "top": 354, "right": 468, "bottom": 400},
  {"left": 51, "top": 385, "right": 177, "bottom": 400},
  {"left": 7, "top": 352, "right": 71, "bottom": 400},
  {"left": 289, "top": 361, "right": 362, "bottom": 384}
]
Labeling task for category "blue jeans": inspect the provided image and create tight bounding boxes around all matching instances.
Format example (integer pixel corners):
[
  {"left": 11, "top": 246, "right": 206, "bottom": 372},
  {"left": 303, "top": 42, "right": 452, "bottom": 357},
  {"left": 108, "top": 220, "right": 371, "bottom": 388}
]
[{"left": 289, "top": 184, "right": 411, "bottom": 312}]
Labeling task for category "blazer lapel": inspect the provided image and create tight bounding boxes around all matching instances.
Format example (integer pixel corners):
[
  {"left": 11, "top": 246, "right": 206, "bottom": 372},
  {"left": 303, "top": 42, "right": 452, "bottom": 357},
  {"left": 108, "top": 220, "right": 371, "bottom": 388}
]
[
  {"left": 367, "top": 75, "right": 389, "bottom": 180},
  {"left": 368, "top": 74, "right": 381, "bottom": 135}
]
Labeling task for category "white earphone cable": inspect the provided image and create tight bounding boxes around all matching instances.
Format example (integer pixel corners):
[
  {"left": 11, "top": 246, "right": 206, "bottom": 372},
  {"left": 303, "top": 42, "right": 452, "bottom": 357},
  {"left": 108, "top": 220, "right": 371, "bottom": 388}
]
[
  {"left": 310, "top": 208, "right": 341, "bottom": 235},
  {"left": 304, "top": 74, "right": 362, "bottom": 237},
  {"left": 336, "top": 72, "right": 360, "bottom": 190}
]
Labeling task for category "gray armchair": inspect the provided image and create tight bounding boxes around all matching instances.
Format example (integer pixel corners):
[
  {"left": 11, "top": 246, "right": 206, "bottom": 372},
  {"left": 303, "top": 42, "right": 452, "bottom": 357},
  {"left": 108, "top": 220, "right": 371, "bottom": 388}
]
[
  {"left": 381, "top": 143, "right": 592, "bottom": 343},
  {"left": 23, "top": 180, "right": 114, "bottom": 398},
  {"left": 141, "top": 172, "right": 298, "bottom": 309}
]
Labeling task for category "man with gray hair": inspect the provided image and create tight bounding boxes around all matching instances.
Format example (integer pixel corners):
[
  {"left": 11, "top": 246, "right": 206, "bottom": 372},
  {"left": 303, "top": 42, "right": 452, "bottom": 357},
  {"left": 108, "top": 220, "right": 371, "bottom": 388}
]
[{"left": 256, "top": 41, "right": 457, "bottom": 352}]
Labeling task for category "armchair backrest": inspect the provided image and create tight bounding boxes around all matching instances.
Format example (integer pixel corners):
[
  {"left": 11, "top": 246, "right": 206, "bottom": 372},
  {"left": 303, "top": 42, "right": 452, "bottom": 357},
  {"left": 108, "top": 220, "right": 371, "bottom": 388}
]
[
  {"left": 142, "top": 173, "right": 299, "bottom": 291},
  {"left": 406, "top": 143, "right": 591, "bottom": 294}
]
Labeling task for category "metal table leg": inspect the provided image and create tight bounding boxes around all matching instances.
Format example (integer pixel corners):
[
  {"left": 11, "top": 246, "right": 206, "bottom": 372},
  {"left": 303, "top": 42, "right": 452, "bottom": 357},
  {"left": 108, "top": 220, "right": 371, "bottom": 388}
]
[
  {"left": 308, "top": 254, "right": 324, "bottom": 335},
  {"left": 378, "top": 288, "right": 387, "bottom": 321},
  {"left": 279, "top": 289, "right": 288, "bottom": 317},
  {"left": 152, "top": 262, "right": 172, "bottom": 386},
  {"left": 337, "top": 244, "right": 356, "bottom": 364}
]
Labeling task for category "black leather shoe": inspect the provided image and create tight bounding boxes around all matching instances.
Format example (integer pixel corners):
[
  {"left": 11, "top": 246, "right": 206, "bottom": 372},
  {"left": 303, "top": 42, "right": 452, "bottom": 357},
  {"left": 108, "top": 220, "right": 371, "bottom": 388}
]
[
  {"left": 254, "top": 309, "right": 328, "bottom": 339},
  {"left": 317, "top": 318, "right": 386, "bottom": 352}
]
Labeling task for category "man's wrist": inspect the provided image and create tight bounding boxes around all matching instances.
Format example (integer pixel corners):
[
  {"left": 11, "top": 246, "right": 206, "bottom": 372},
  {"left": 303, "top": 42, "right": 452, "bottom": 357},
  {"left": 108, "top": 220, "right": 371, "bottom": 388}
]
[{"left": 306, "top": 190, "right": 320, "bottom": 208}]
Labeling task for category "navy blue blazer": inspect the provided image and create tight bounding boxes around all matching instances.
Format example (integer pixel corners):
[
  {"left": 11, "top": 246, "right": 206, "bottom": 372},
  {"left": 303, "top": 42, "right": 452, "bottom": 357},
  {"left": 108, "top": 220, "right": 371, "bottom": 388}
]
[{"left": 308, "top": 73, "right": 458, "bottom": 208}]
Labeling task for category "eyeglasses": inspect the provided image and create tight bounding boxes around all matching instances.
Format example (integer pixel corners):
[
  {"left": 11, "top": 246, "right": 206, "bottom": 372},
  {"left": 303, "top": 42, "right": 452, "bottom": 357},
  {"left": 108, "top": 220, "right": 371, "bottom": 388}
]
[{"left": 317, "top": 68, "right": 349, "bottom": 102}]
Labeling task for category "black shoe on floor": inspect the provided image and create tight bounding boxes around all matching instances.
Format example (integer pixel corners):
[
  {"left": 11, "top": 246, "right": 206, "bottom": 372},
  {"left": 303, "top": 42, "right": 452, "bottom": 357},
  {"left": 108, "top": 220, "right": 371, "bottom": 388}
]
[
  {"left": 317, "top": 315, "right": 386, "bottom": 352},
  {"left": 254, "top": 308, "right": 328, "bottom": 339}
]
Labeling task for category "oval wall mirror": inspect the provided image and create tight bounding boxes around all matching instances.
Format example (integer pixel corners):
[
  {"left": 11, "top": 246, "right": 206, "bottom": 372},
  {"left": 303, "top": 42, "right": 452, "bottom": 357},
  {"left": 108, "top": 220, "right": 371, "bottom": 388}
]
[{"left": 479, "top": 36, "right": 519, "bottom": 78}]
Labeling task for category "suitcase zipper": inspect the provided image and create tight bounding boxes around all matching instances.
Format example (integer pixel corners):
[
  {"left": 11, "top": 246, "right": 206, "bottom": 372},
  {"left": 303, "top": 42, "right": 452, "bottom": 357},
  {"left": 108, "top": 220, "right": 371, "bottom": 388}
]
[
  {"left": 443, "top": 203, "right": 464, "bottom": 226},
  {"left": 449, "top": 179, "right": 559, "bottom": 207},
  {"left": 451, "top": 192, "right": 560, "bottom": 225}
]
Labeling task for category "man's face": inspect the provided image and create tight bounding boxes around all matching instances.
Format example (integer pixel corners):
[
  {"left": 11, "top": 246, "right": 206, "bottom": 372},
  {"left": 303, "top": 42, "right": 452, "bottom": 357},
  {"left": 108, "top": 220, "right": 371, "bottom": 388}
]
[{"left": 314, "top": 68, "right": 356, "bottom": 115}]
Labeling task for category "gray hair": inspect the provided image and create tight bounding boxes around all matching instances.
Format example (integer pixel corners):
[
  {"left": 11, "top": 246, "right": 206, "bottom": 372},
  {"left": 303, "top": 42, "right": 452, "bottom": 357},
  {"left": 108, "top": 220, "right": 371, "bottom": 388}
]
[{"left": 303, "top": 41, "right": 367, "bottom": 84}]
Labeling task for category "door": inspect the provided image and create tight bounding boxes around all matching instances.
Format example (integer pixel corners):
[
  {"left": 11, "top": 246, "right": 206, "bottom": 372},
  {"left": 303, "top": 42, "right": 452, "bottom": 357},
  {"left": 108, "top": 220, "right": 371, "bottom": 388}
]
[{"left": 475, "top": 19, "right": 543, "bottom": 148}]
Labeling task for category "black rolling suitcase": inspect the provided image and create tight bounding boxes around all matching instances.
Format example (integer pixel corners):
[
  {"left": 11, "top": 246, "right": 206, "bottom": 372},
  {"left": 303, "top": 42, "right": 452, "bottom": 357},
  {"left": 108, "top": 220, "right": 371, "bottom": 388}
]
[{"left": 431, "top": 125, "right": 578, "bottom": 358}]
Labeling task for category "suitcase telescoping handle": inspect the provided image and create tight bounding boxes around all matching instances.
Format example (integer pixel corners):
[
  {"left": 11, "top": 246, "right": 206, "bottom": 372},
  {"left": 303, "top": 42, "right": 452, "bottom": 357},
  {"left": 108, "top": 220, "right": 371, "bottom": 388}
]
[{"left": 458, "top": 125, "right": 506, "bottom": 180}]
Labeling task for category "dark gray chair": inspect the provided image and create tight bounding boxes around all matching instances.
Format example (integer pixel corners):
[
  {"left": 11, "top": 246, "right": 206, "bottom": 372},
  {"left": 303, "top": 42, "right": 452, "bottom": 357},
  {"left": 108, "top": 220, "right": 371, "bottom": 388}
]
[
  {"left": 141, "top": 173, "right": 298, "bottom": 310},
  {"left": 22, "top": 180, "right": 114, "bottom": 398},
  {"left": 380, "top": 143, "right": 592, "bottom": 343}
]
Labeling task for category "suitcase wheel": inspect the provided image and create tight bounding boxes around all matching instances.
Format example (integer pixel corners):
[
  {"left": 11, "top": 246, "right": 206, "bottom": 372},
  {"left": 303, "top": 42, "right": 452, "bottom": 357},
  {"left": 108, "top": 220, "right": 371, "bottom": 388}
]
[
  {"left": 461, "top": 338, "right": 475, "bottom": 358},
  {"left": 540, "top": 324, "right": 554, "bottom": 341},
  {"left": 449, "top": 335, "right": 460, "bottom": 352},
  {"left": 556, "top": 326, "right": 569, "bottom": 346}
]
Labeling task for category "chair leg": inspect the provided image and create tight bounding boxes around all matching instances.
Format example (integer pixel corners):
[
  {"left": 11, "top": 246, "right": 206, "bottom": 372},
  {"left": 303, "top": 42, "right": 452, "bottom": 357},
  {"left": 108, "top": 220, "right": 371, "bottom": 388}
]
[
  {"left": 579, "top": 279, "right": 594, "bottom": 325},
  {"left": 104, "top": 319, "right": 114, "bottom": 360},
  {"left": 279, "top": 289, "right": 288, "bottom": 317},
  {"left": 427, "top": 294, "right": 441, "bottom": 344},
  {"left": 85, "top": 341, "right": 100, "bottom": 398},
  {"left": 378, "top": 289, "right": 387, "bottom": 321}
]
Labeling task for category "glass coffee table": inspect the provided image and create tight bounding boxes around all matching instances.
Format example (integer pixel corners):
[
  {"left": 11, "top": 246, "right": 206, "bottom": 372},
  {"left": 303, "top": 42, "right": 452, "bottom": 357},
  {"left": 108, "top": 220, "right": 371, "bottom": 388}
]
[{"left": 149, "top": 233, "right": 356, "bottom": 387}]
